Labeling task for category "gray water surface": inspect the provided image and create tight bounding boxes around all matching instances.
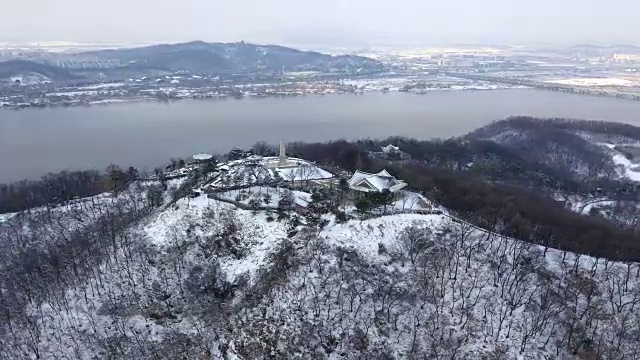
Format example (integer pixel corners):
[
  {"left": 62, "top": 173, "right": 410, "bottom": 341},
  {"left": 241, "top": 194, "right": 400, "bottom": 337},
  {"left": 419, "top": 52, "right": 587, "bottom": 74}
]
[{"left": 3, "top": 89, "right": 640, "bottom": 183}]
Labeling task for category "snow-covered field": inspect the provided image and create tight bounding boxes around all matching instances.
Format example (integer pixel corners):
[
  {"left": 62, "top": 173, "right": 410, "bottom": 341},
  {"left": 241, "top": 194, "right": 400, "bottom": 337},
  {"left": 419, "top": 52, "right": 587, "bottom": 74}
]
[
  {"left": 391, "top": 190, "right": 432, "bottom": 212},
  {"left": 599, "top": 142, "right": 640, "bottom": 182},
  {"left": 215, "top": 186, "right": 311, "bottom": 208},
  {"left": 545, "top": 77, "right": 640, "bottom": 87},
  {"left": 207, "top": 156, "right": 333, "bottom": 190},
  {"left": 612, "top": 154, "right": 640, "bottom": 181}
]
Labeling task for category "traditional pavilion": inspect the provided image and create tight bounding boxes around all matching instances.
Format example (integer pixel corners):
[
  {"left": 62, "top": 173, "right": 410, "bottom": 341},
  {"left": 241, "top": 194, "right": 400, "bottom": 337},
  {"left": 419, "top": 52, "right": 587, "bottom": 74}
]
[{"left": 348, "top": 169, "right": 407, "bottom": 193}]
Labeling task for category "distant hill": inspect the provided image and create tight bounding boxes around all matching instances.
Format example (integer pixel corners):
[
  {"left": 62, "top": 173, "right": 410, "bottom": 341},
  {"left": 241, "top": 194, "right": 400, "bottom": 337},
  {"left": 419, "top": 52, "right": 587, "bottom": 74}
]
[
  {"left": 465, "top": 116, "right": 640, "bottom": 181},
  {"left": 0, "top": 42, "right": 385, "bottom": 84},
  {"left": 83, "top": 41, "right": 386, "bottom": 74},
  {"left": 0, "top": 60, "right": 82, "bottom": 83},
  {"left": 339, "top": 117, "right": 640, "bottom": 206}
]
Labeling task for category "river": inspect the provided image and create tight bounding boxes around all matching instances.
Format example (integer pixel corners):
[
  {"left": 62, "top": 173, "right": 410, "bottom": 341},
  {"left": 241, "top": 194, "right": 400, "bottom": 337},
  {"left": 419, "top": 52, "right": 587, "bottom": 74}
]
[{"left": 3, "top": 89, "right": 640, "bottom": 183}]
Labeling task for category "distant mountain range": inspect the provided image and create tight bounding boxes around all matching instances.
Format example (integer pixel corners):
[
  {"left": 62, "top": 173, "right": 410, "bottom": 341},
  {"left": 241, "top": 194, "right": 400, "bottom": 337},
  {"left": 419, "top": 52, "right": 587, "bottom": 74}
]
[
  {"left": 0, "top": 41, "right": 386, "bottom": 83},
  {"left": 0, "top": 60, "right": 82, "bottom": 84}
]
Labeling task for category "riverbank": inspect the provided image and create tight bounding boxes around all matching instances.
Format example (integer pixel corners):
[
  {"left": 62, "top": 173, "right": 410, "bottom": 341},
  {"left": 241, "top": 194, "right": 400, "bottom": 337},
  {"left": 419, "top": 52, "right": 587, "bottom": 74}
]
[
  {"left": 0, "top": 74, "right": 523, "bottom": 111},
  {"left": 446, "top": 71, "right": 640, "bottom": 102}
]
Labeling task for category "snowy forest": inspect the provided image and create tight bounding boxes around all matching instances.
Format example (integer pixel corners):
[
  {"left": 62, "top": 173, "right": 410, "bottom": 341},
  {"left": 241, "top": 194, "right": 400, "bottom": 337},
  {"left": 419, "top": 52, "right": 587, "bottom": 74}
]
[{"left": 1, "top": 118, "right": 640, "bottom": 359}]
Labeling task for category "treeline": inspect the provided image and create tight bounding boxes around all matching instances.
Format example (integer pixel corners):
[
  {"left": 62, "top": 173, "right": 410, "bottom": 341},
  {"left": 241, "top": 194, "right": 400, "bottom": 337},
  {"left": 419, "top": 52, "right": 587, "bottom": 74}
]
[
  {"left": 360, "top": 130, "right": 640, "bottom": 201},
  {"left": 358, "top": 137, "right": 589, "bottom": 194},
  {"left": 0, "top": 166, "right": 140, "bottom": 214},
  {"left": 289, "top": 140, "right": 370, "bottom": 171},
  {"left": 469, "top": 116, "right": 640, "bottom": 141},
  {"left": 291, "top": 140, "right": 640, "bottom": 262},
  {"left": 0, "top": 170, "right": 107, "bottom": 213},
  {"left": 393, "top": 164, "right": 640, "bottom": 262},
  {"left": 466, "top": 116, "right": 619, "bottom": 178}
]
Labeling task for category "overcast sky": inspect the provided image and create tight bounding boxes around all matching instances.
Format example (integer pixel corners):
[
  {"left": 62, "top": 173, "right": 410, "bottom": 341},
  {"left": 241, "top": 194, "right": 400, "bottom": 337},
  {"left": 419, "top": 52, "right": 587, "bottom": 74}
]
[{"left": 1, "top": 0, "right": 637, "bottom": 46}]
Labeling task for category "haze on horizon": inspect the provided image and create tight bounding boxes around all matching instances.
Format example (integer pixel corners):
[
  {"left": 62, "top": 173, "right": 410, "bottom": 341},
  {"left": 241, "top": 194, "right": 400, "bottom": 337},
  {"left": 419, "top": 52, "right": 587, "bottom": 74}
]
[{"left": 1, "top": 0, "right": 638, "bottom": 47}]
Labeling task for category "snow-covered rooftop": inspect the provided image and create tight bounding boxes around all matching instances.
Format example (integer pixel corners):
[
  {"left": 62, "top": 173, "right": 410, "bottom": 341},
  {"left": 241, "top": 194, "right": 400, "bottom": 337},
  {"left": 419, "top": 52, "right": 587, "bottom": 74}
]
[
  {"left": 193, "top": 153, "right": 213, "bottom": 161},
  {"left": 348, "top": 169, "right": 407, "bottom": 193},
  {"left": 381, "top": 144, "right": 400, "bottom": 153}
]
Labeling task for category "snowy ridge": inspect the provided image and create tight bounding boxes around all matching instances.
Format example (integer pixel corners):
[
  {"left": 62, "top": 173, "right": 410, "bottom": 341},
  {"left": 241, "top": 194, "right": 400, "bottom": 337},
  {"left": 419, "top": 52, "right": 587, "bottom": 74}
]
[{"left": 0, "top": 182, "right": 638, "bottom": 359}]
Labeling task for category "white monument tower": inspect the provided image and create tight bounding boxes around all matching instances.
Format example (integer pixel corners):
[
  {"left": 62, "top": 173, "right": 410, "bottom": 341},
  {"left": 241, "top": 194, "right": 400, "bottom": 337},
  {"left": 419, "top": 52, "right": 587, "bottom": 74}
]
[{"left": 278, "top": 141, "right": 287, "bottom": 167}]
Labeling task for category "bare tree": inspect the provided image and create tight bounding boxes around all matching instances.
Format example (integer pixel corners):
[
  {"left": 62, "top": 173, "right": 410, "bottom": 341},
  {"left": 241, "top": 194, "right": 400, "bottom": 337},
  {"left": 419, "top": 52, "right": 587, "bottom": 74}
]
[{"left": 395, "top": 223, "right": 433, "bottom": 268}]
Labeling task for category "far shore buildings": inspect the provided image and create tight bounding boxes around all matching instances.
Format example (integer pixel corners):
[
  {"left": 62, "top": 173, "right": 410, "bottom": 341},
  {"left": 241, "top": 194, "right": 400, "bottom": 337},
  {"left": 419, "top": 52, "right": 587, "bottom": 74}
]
[{"left": 348, "top": 169, "right": 407, "bottom": 193}]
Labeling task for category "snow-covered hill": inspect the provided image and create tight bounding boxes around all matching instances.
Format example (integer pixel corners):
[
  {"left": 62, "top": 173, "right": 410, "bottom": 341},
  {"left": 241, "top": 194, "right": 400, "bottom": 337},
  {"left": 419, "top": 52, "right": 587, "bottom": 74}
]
[
  {"left": 80, "top": 41, "right": 386, "bottom": 75},
  {"left": 0, "top": 182, "right": 638, "bottom": 359},
  {"left": 0, "top": 59, "right": 82, "bottom": 83},
  {"left": 467, "top": 116, "right": 640, "bottom": 185}
]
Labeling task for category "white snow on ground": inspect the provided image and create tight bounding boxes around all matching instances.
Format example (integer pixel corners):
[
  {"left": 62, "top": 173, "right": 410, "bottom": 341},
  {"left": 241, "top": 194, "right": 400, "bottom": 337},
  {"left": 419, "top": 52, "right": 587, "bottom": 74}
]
[
  {"left": 164, "top": 164, "right": 198, "bottom": 179},
  {"left": 142, "top": 194, "right": 217, "bottom": 246},
  {"left": 46, "top": 90, "right": 98, "bottom": 97},
  {"left": 275, "top": 165, "right": 333, "bottom": 181},
  {"left": 141, "top": 194, "right": 289, "bottom": 281},
  {"left": 0, "top": 191, "right": 115, "bottom": 225},
  {"left": 321, "top": 214, "right": 445, "bottom": 261},
  {"left": 581, "top": 200, "right": 618, "bottom": 215},
  {"left": 340, "top": 76, "right": 525, "bottom": 92},
  {"left": 216, "top": 186, "right": 310, "bottom": 208},
  {"left": 598, "top": 142, "right": 640, "bottom": 182},
  {"left": 0, "top": 212, "right": 16, "bottom": 222},
  {"left": 88, "top": 99, "right": 126, "bottom": 105},
  {"left": 218, "top": 210, "right": 289, "bottom": 282},
  {"left": 291, "top": 212, "right": 640, "bottom": 358},
  {"left": 208, "top": 160, "right": 275, "bottom": 189},
  {"left": 78, "top": 82, "right": 125, "bottom": 90},
  {"left": 321, "top": 210, "right": 636, "bottom": 280},
  {"left": 218, "top": 187, "right": 280, "bottom": 207},
  {"left": 391, "top": 190, "right": 432, "bottom": 212},
  {"left": 4, "top": 177, "right": 640, "bottom": 359},
  {"left": 262, "top": 156, "right": 334, "bottom": 181},
  {"left": 545, "top": 77, "right": 640, "bottom": 87},
  {"left": 208, "top": 156, "right": 333, "bottom": 190},
  {"left": 612, "top": 154, "right": 640, "bottom": 181}
]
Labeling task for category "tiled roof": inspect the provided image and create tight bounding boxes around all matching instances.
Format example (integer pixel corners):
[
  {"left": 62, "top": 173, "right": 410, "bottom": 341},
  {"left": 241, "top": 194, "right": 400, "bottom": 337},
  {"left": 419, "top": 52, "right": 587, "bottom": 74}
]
[{"left": 348, "top": 169, "right": 407, "bottom": 192}]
